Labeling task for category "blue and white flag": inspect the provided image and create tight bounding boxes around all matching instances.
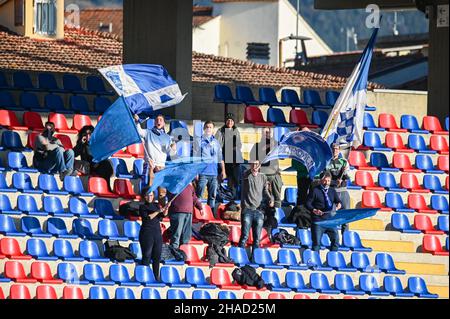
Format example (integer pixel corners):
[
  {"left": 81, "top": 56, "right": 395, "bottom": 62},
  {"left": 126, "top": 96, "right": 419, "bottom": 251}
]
[
  {"left": 99, "top": 64, "right": 187, "bottom": 115},
  {"left": 263, "top": 131, "right": 332, "bottom": 179},
  {"left": 89, "top": 97, "right": 141, "bottom": 163},
  {"left": 322, "top": 27, "right": 379, "bottom": 147},
  {"left": 315, "top": 208, "right": 378, "bottom": 229}
]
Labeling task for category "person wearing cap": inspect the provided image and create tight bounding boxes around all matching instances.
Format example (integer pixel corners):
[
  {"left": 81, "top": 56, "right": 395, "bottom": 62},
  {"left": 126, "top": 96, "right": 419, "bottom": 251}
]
[{"left": 215, "top": 113, "right": 243, "bottom": 200}]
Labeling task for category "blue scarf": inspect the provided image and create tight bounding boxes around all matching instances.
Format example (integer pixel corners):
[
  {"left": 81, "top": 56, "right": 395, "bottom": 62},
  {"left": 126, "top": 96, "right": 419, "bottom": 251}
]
[{"left": 320, "top": 185, "right": 333, "bottom": 211}]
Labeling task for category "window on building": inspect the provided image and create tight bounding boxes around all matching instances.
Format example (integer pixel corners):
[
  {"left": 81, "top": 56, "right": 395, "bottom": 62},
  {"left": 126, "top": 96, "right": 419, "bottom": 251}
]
[
  {"left": 247, "top": 43, "right": 270, "bottom": 65},
  {"left": 34, "top": 0, "right": 57, "bottom": 35},
  {"left": 14, "top": 0, "right": 24, "bottom": 26}
]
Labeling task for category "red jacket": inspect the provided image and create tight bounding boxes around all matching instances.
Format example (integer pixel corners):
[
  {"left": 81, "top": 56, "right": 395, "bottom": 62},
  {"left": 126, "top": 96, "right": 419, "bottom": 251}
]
[{"left": 168, "top": 184, "right": 203, "bottom": 214}]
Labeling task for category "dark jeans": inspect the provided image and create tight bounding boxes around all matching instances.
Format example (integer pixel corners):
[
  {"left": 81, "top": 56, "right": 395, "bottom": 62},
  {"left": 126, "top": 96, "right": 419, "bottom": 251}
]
[
  {"left": 225, "top": 163, "right": 240, "bottom": 200},
  {"left": 267, "top": 174, "right": 282, "bottom": 208},
  {"left": 169, "top": 213, "right": 193, "bottom": 249},
  {"left": 34, "top": 148, "right": 74, "bottom": 174},
  {"left": 139, "top": 226, "right": 163, "bottom": 280},
  {"left": 239, "top": 208, "right": 264, "bottom": 249},
  {"left": 337, "top": 189, "right": 350, "bottom": 233},
  {"left": 311, "top": 223, "right": 340, "bottom": 252},
  {"left": 196, "top": 175, "right": 218, "bottom": 213},
  {"left": 297, "top": 176, "right": 312, "bottom": 206}
]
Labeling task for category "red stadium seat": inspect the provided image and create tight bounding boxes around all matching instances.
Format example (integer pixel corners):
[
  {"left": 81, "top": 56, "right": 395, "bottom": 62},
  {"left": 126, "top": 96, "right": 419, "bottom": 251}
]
[
  {"left": 430, "top": 136, "right": 449, "bottom": 155},
  {"left": 180, "top": 245, "right": 209, "bottom": 267},
  {"left": 30, "top": 261, "right": 64, "bottom": 284},
  {"left": 289, "top": 109, "right": 319, "bottom": 129},
  {"left": 228, "top": 225, "right": 242, "bottom": 245},
  {"left": 88, "top": 177, "right": 117, "bottom": 198},
  {"left": 210, "top": 268, "right": 242, "bottom": 290},
  {"left": 355, "top": 171, "right": 384, "bottom": 191},
  {"left": 9, "top": 284, "right": 31, "bottom": 299},
  {"left": 361, "top": 191, "right": 390, "bottom": 211},
  {"left": 293, "top": 294, "right": 311, "bottom": 299},
  {"left": 348, "top": 151, "right": 376, "bottom": 170},
  {"left": 0, "top": 287, "right": 4, "bottom": 299},
  {"left": 392, "top": 153, "right": 421, "bottom": 173},
  {"left": 437, "top": 156, "right": 449, "bottom": 172},
  {"left": 446, "top": 176, "right": 449, "bottom": 191},
  {"left": 385, "top": 133, "right": 414, "bottom": 153},
  {"left": 193, "top": 205, "right": 223, "bottom": 224},
  {"left": 422, "top": 235, "right": 449, "bottom": 256},
  {"left": 126, "top": 143, "right": 145, "bottom": 158},
  {"left": 378, "top": 113, "right": 407, "bottom": 132},
  {"left": 343, "top": 296, "right": 359, "bottom": 299},
  {"left": 268, "top": 293, "right": 287, "bottom": 299},
  {"left": 400, "top": 173, "right": 430, "bottom": 193},
  {"left": 23, "top": 111, "right": 45, "bottom": 132},
  {"left": 36, "top": 285, "right": 58, "bottom": 300},
  {"left": 113, "top": 149, "right": 133, "bottom": 158},
  {"left": 71, "top": 114, "right": 93, "bottom": 131},
  {"left": 54, "top": 134, "right": 73, "bottom": 150},
  {"left": 244, "top": 106, "right": 274, "bottom": 127},
  {"left": 26, "top": 132, "right": 40, "bottom": 149},
  {"left": 413, "top": 215, "right": 444, "bottom": 235},
  {"left": 4, "top": 261, "right": 37, "bottom": 283},
  {"left": 63, "top": 286, "right": 84, "bottom": 299},
  {"left": 243, "top": 292, "right": 262, "bottom": 299},
  {"left": 48, "top": 113, "right": 78, "bottom": 134},
  {"left": 0, "top": 238, "right": 32, "bottom": 260},
  {"left": 113, "top": 179, "right": 138, "bottom": 199},
  {"left": 0, "top": 110, "right": 28, "bottom": 131},
  {"left": 408, "top": 194, "right": 438, "bottom": 214},
  {"left": 318, "top": 295, "right": 335, "bottom": 299},
  {"left": 422, "top": 116, "right": 447, "bottom": 135}
]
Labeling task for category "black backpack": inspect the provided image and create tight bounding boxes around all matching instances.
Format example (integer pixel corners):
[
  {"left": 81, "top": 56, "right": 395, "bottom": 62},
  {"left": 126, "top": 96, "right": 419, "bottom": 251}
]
[
  {"left": 287, "top": 205, "right": 312, "bottom": 229},
  {"left": 104, "top": 240, "right": 137, "bottom": 262},
  {"left": 232, "top": 265, "right": 265, "bottom": 289},
  {"left": 272, "top": 229, "right": 301, "bottom": 246}
]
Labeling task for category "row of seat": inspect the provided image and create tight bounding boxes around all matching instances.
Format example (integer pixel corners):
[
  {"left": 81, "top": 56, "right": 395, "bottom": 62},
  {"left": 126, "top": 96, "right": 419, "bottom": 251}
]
[
  {"left": 391, "top": 214, "right": 448, "bottom": 235},
  {"left": 364, "top": 113, "right": 449, "bottom": 135},
  {"left": 0, "top": 71, "right": 114, "bottom": 96}
]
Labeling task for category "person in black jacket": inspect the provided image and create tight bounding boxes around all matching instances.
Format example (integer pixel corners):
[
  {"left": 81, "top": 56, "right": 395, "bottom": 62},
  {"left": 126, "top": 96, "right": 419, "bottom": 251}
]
[
  {"left": 139, "top": 189, "right": 168, "bottom": 280},
  {"left": 306, "top": 171, "right": 342, "bottom": 252},
  {"left": 73, "top": 125, "right": 113, "bottom": 189}
]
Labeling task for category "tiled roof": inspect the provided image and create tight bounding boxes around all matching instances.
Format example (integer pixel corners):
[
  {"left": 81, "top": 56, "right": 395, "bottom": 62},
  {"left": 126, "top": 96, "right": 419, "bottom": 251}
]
[{"left": 0, "top": 24, "right": 381, "bottom": 89}]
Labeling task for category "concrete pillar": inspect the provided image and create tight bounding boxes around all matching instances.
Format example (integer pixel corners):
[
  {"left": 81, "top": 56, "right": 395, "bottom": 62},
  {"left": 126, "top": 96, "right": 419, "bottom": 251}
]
[{"left": 123, "top": 0, "right": 193, "bottom": 120}]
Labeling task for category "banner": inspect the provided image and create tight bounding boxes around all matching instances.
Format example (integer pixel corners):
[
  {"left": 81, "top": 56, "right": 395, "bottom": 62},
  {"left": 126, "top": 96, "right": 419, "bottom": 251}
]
[{"left": 315, "top": 208, "right": 378, "bottom": 228}]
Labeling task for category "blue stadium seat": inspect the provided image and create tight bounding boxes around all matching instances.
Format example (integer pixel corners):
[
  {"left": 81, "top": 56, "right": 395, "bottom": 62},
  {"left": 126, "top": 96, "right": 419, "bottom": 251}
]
[
  {"left": 378, "top": 172, "right": 406, "bottom": 192},
  {"left": 129, "top": 243, "right": 142, "bottom": 261},
  {"left": 0, "top": 158, "right": 5, "bottom": 171},
  {"left": 63, "top": 74, "right": 85, "bottom": 94},
  {"left": 437, "top": 215, "right": 449, "bottom": 233},
  {"left": 407, "top": 277, "right": 438, "bottom": 298},
  {"left": 79, "top": 241, "right": 109, "bottom": 263},
  {"left": 17, "top": 195, "right": 46, "bottom": 216},
  {"left": 20, "top": 92, "right": 45, "bottom": 111},
  {"left": 47, "top": 217, "right": 78, "bottom": 239},
  {"left": 0, "top": 194, "right": 20, "bottom": 215},
  {"left": 303, "top": 90, "right": 329, "bottom": 109},
  {"left": 228, "top": 246, "right": 258, "bottom": 267},
  {"left": 89, "top": 286, "right": 110, "bottom": 299},
  {"left": 334, "top": 274, "right": 365, "bottom": 295},
  {"left": 431, "top": 195, "right": 449, "bottom": 214},
  {"left": 261, "top": 270, "right": 291, "bottom": 292},
  {"left": 274, "top": 208, "right": 296, "bottom": 228},
  {"left": 63, "top": 176, "right": 94, "bottom": 197},
  {"left": 83, "top": 264, "right": 115, "bottom": 285},
  {"left": 21, "top": 216, "right": 52, "bottom": 238},
  {"left": 325, "top": 91, "right": 340, "bottom": 107},
  {"left": 253, "top": 248, "right": 284, "bottom": 269},
  {"left": 0, "top": 215, "right": 26, "bottom": 236},
  {"left": 192, "top": 290, "right": 212, "bottom": 299},
  {"left": 385, "top": 193, "right": 415, "bottom": 213},
  {"left": 312, "top": 110, "right": 329, "bottom": 128},
  {"left": 214, "top": 84, "right": 241, "bottom": 105},
  {"left": 236, "top": 86, "right": 263, "bottom": 106},
  {"left": 267, "top": 108, "right": 296, "bottom": 127},
  {"left": 363, "top": 132, "right": 391, "bottom": 151},
  {"left": 369, "top": 153, "right": 398, "bottom": 172},
  {"left": 424, "top": 175, "right": 447, "bottom": 194},
  {"left": 309, "top": 273, "right": 339, "bottom": 294},
  {"left": 72, "top": 219, "right": 102, "bottom": 240},
  {"left": 401, "top": 115, "right": 429, "bottom": 134},
  {"left": 359, "top": 274, "right": 389, "bottom": 296},
  {"left": 70, "top": 95, "right": 95, "bottom": 115},
  {"left": 0, "top": 92, "right": 20, "bottom": 110},
  {"left": 282, "top": 188, "right": 297, "bottom": 206},
  {"left": 26, "top": 238, "right": 57, "bottom": 261},
  {"left": 259, "top": 87, "right": 288, "bottom": 107},
  {"left": 44, "top": 94, "right": 70, "bottom": 113},
  {"left": 13, "top": 71, "right": 36, "bottom": 91},
  {"left": 351, "top": 252, "right": 379, "bottom": 273},
  {"left": 167, "top": 289, "right": 186, "bottom": 300},
  {"left": 446, "top": 117, "right": 449, "bottom": 131},
  {"left": 38, "top": 174, "right": 69, "bottom": 195},
  {"left": 391, "top": 213, "right": 421, "bottom": 234},
  {"left": 43, "top": 196, "right": 73, "bottom": 217},
  {"left": 408, "top": 135, "right": 436, "bottom": 154},
  {"left": 141, "top": 288, "right": 162, "bottom": 299},
  {"left": 109, "top": 264, "right": 140, "bottom": 287},
  {"left": 115, "top": 287, "right": 136, "bottom": 299},
  {"left": 53, "top": 239, "right": 84, "bottom": 262},
  {"left": 0, "top": 173, "right": 17, "bottom": 193},
  {"left": 218, "top": 291, "right": 237, "bottom": 299},
  {"left": 363, "top": 113, "right": 384, "bottom": 131},
  {"left": 302, "top": 249, "right": 332, "bottom": 271},
  {"left": 343, "top": 231, "right": 372, "bottom": 252},
  {"left": 98, "top": 219, "right": 128, "bottom": 241},
  {"left": 383, "top": 276, "right": 414, "bottom": 298},
  {"left": 13, "top": 173, "right": 43, "bottom": 194},
  {"left": 276, "top": 249, "right": 307, "bottom": 270},
  {"left": 123, "top": 221, "right": 140, "bottom": 241},
  {"left": 8, "top": 152, "right": 37, "bottom": 173},
  {"left": 69, "top": 197, "right": 99, "bottom": 219},
  {"left": 281, "top": 89, "right": 308, "bottom": 108},
  {"left": 375, "top": 253, "right": 406, "bottom": 274},
  {"left": 415, "top": 154, "right": 443, "bottom": 174},
  {"left": 160, "top": 266, "right": 191, "bottom": 288},
  {"left": 38, "top": 73, "right": 64, "bottom": 93},
  {"left": 296, "top": 229, "right": 312, "bottom": 248},
  {"left": 94, "top": 96, "right": 112, "bottom": 113},
  {"left": 133, "top": 159, "right": 145, "bottom": 178},
  {"left": 1, "top": 131, "right": 29, "bottom": 152},
  {"left": 57, "top": 263, "right": 89, "bottom": 285},
  {"left": 185, "top": 267, "right": 216, "bottom": 289},
  {"left": 110, "top": 158, "right": 133, "bottom": 179},
  {"left": 326, "top": 251, "right": 357, "bottom": 272},
  {"left": 93, "top": 199, "right": 120, "bottom": 219},
  {"left": 134, "top": 265, "right": 165, "bottom": 287},
  {"left": 285, "top": 271, "right": 315, "bottom": 293},
  {"left": 86, "top": 75, "right": 114, "bottom": 95}
]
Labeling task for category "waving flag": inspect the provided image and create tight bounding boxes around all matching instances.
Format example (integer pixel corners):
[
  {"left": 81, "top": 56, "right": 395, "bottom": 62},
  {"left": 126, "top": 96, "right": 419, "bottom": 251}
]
[
  {"left": 89, "top": 97, "right": 141, "bottom": 162},
  {"left": 322, "top": 27, "right": 379, "bottom": 147},
  {"left": 99, "top": 64, "right": 187, "bottom": 115},
  {"left": 263, "top": 131, "right": 332, "bottom": 179},
  {"left": 315, "top": 208, "right": 378, "bottom": 228}
]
